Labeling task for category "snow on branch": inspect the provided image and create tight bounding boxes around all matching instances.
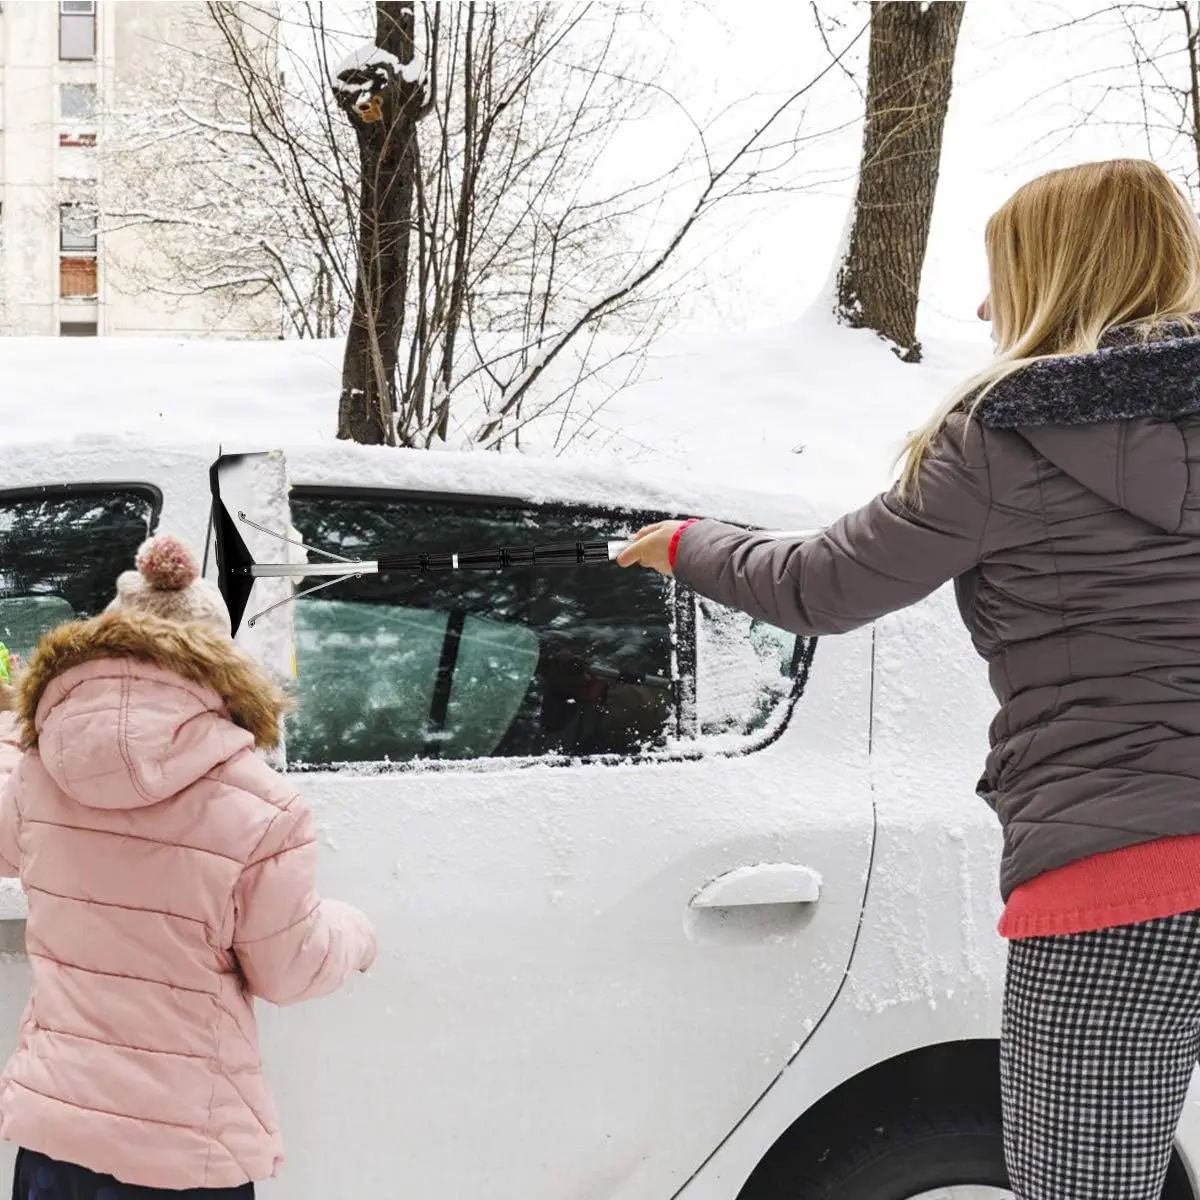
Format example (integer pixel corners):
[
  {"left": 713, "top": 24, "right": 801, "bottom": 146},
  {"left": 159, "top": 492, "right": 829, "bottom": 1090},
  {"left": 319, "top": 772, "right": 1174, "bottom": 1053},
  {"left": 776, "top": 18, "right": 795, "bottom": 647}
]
[{"left": 471, "top": 14, "right": 870, "bottom": 450}]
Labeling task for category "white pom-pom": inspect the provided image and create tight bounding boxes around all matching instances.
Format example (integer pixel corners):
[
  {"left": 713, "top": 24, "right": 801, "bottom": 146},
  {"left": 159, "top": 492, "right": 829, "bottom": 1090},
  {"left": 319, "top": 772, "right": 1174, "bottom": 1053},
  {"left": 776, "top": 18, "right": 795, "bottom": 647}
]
[{"left": 136, "top": 535, "right": 199, "bottom": 591}]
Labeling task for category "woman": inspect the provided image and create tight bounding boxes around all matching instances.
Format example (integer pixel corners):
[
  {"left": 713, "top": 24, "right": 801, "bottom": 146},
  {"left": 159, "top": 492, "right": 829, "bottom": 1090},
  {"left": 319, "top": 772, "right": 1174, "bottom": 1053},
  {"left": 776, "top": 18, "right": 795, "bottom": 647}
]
[{"left": 619, "top": 158, "right": 1200, "bottom": 1200}]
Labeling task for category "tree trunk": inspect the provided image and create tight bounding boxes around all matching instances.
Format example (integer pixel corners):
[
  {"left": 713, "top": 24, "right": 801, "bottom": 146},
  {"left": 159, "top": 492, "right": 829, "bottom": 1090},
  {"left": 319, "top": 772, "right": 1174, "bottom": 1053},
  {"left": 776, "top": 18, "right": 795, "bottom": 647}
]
[
  {"left": 336, "top": 1, "right": 426, "bottom": 444},
  {"left": 435, "top": 2, "right": 479, "bottom": 444},
  {"left": 836, "top": 0, "right": 965, "bottom": 363}
]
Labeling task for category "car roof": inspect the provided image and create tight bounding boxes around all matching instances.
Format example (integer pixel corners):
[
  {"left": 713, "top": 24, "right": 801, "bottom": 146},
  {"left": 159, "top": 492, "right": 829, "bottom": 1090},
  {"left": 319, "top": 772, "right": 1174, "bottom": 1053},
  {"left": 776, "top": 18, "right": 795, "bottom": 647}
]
[
  {"left": 280, "top": 443, "right": 828, "bottom": 529},
  {"left": 7, "top": 434, "right": 830, "bottom": 532}
]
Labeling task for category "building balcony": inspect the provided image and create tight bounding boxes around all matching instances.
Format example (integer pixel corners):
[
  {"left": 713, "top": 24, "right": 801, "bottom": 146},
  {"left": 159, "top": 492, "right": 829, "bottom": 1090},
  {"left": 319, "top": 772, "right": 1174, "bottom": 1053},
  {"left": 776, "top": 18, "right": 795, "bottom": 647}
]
[{"left": 59, "top": 255, "right": 97, "bottom": 299}]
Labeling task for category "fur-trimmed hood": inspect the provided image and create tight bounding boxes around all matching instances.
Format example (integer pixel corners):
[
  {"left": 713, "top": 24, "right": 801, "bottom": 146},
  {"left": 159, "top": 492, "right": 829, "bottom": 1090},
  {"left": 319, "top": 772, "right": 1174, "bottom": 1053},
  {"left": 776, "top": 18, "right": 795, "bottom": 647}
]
[
  {"left": 17, "top": 611, "right": 290, "bottom": 752},
  {"left": 976, "top": 319, "right": 1200, "bottom": 533},
  {"left": 977, "top": 317, "right": 1200, "bottom": 430}
]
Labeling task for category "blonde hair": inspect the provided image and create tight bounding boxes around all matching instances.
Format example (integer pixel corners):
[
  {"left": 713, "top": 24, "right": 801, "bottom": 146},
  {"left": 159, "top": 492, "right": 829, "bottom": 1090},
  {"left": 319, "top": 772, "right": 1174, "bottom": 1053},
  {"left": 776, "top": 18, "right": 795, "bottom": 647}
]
[{"left": 899, "top": 159, "right": 1200, "bottom": 501}]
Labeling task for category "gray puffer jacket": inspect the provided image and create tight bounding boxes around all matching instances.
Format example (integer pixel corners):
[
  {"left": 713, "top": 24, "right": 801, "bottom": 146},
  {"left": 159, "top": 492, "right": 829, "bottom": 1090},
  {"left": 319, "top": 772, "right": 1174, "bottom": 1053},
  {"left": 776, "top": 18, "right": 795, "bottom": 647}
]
[{"left": 676, "top": 322, "right": 1200, "bottom": 899}]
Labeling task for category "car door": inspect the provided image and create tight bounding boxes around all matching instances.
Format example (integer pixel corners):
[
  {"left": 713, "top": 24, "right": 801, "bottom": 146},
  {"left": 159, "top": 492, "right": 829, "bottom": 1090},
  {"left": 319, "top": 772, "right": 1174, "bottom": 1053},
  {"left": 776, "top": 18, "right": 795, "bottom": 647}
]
[
  {"left": 251, "top": 471, "right": 876, "bottom": 1200},
  {"left": 855, "top": 594, "right": 1006, "bottom": 1019}
]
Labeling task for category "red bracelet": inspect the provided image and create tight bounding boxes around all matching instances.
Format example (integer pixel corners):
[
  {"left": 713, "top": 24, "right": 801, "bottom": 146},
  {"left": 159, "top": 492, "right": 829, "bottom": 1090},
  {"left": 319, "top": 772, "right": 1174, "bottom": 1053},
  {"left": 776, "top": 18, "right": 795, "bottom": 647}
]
[{"left": 668, "top": 519, "right": 700, "bottom": 568}]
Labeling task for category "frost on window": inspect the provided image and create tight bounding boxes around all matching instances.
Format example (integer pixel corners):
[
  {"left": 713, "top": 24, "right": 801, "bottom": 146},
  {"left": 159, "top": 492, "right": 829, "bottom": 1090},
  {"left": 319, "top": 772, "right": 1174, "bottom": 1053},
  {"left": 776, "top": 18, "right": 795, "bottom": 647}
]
[
  {"left": 694, "top": 599, "right": 799, "bottom": 739},
  {"left": 285, "top": 492, "right": 808, "bottom": 769},
  {"left": 290, "top": 600, "right": 542, "bottom": 765}
]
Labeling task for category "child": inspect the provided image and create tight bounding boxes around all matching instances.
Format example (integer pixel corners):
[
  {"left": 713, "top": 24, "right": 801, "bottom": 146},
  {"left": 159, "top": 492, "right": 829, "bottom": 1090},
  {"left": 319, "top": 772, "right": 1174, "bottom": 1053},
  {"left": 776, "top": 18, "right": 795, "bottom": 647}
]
[{"left": 0, "top": 535, "right": 376, "bottom": 1198}]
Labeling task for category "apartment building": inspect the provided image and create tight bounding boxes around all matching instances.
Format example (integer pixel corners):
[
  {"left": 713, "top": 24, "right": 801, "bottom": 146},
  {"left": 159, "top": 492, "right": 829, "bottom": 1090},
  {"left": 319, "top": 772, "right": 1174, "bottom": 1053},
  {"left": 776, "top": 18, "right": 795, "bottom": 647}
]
[{"left": 0, "top": 1, "right": 281, "bottom": 337}]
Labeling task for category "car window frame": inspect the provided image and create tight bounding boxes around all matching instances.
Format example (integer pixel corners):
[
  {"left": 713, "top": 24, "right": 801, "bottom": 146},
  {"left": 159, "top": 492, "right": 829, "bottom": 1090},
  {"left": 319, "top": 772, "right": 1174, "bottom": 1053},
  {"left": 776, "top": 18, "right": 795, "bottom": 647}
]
[
  {"left": 284, "top": 484, "right": 813, "bottom": 774},
  {"left": 0, "top": 481, "right": 164, "bottom": 642},
  {"left": 0, "top": 482, "right": 163, "bottom": 571},
  {"left": 0, "top": 482, "right": 163, "bottom": 515}
]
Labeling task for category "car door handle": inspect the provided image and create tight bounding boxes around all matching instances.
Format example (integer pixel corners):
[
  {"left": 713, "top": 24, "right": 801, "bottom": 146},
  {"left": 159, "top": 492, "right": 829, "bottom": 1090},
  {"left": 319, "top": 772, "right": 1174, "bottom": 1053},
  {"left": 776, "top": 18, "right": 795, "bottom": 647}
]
[{"left": 690, "top": 864, "right": 822, "bottom": 909}]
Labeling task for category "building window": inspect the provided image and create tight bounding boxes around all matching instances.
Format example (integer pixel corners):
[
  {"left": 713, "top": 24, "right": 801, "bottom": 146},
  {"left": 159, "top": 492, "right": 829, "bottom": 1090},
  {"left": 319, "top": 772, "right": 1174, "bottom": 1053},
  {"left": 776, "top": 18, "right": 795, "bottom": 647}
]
[
  {"left": 59, "top": 203, "right": 97, "bottom": 300},
  {"left": 60, "top": 259, "right": 97, "bottom": 299},
  {"left": 59, "top": 321, "right": 97, "bottom": 337},
  {"left": 59, "top": 84, "right": 97, "bottom": 147},
  {"left": 59, "top": 203, "right": 96, "bottom": 254},
  {"left": 60, "top": 84, "right": 95, "bottom": 121},
  {"left": 59, "top": 1, "right": 96, "bottom": 62}
]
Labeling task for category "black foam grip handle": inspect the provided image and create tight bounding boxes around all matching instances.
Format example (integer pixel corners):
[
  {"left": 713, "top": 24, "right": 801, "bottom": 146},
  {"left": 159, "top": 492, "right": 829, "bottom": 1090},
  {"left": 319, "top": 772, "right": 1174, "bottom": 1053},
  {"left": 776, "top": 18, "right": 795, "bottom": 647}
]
[{"left": 376, "top": 541, "right": 613, "bottom": 573}]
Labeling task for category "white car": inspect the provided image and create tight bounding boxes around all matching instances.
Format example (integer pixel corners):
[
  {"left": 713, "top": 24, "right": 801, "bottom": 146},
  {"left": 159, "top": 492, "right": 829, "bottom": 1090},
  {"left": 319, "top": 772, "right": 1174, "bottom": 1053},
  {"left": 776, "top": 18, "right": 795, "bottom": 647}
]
[{"left": 1, "top": 436, "right": 1199, "bottom": 1200}]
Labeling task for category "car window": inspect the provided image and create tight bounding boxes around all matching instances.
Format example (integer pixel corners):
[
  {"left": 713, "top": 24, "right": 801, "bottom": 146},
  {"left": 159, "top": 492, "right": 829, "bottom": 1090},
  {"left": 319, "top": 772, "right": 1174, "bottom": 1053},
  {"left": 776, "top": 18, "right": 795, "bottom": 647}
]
[
  {"left": 0, "top": 596, "right": 78, "bottom": 661},
  {"left": 694, "top": 600, "right": 801, "bottom": 739},
  {"left": 0, "top": 486, "right": 161, "bottom": 656},
  {"left": 291, "top": 600, "right": 542, "bottom": 763},
  {"left": 287, "top": 490, "right": 675, "bottom": 765},
  {"left": 286, "top": 489, "right": 808, "bottom": 768}
]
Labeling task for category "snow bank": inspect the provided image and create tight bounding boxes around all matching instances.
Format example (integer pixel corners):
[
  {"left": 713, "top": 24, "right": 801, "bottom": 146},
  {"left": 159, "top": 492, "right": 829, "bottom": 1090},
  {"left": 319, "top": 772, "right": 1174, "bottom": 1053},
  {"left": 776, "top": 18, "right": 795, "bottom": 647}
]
[{"left": 0, "top": 317, "right": 988, "bottom": 523}]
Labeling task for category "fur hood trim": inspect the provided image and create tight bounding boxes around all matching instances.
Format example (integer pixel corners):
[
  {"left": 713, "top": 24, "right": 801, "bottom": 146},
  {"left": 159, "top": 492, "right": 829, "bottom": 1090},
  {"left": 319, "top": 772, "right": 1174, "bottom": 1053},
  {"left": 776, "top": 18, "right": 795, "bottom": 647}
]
[
  {"left": 978, "top": 318, "right": 1200, "bottom": 430},
  {"left": 16, "top": 611, "right": 292, "bottom": 750}
]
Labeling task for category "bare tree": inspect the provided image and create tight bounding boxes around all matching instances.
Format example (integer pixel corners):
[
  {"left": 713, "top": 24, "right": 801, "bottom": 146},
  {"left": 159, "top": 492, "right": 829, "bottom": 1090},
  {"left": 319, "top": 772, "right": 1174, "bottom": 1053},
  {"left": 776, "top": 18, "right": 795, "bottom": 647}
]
[
  {"left": 205, "top": 0, "right": 679, "bottom": 445},
  {"left": 171, "top": 1, "right": 866, "bottom": 447},
  {"left": 322, "top": 1, "right": 690, "bottom": 448},
  {"left": 1023, "top": 3, "right": 1200, "bottom": 199},
  {"left": 100, "top": 3, "right": 339, "bottom": 338},
  {"left": 332, "top": 2, "right": 431, "bottom": 444},
  {"left": 835, "top": 0, "right": 966, "bottom": 362},
  {"left": 397, "top": 2, "right": 667, "bottom": 450}
]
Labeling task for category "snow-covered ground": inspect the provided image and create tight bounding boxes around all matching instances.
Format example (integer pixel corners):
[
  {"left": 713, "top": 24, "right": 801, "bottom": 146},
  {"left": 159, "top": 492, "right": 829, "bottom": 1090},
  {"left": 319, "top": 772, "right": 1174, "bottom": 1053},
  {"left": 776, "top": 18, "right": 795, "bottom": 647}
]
[{"left": 4, "top": 314, "right": 989, "bottom": 521}]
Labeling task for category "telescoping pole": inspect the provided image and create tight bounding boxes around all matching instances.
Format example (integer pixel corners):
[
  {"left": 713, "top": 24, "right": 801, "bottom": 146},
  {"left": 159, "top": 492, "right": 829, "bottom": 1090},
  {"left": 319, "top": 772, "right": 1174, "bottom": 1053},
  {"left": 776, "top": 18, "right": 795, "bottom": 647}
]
[
  {"left": 242, "top": 539, "right": 635, "bottom": 579},
  {"left": 234, "top": 525, "right": 820, "bottom": 628},
  {"left": 242, "top": 530, "right": 820, "bottom": 581}
]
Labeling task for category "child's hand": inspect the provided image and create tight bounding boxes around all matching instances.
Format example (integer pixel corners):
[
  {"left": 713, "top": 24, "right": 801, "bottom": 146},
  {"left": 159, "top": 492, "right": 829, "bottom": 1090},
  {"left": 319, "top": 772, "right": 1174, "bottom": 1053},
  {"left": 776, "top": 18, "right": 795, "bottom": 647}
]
[{"left": 616, "top": 522, "right": 687, "bottom": 577}]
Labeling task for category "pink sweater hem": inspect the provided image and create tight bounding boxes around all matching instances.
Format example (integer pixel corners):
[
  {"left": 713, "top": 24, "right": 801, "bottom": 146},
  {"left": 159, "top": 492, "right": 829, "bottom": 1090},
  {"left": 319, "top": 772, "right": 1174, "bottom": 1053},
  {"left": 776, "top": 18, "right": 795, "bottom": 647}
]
[{"left": 998, "top": 834, "right": 1200, "bottom": 939}]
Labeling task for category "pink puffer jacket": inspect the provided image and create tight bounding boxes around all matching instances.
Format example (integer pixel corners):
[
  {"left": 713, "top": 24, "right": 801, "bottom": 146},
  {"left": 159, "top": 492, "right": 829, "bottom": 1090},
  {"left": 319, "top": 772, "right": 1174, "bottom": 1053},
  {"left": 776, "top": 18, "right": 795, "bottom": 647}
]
[{"left": 0, "top": 613, "right": 376, "bottom": 1190}]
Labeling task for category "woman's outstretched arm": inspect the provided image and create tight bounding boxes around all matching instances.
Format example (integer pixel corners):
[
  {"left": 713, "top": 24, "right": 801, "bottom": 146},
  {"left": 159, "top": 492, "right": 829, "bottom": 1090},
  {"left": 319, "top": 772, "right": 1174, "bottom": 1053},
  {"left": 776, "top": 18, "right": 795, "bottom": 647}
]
[{"left": 620, "top": 416, "right": 1017, "bottom": 636}]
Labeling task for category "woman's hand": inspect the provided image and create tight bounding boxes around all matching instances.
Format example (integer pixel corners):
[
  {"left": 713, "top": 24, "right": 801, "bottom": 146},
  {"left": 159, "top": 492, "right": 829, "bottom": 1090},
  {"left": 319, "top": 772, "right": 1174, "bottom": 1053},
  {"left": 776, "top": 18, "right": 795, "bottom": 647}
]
[{"left": 616, "top": 521, "right": 688, "bottom": 577}]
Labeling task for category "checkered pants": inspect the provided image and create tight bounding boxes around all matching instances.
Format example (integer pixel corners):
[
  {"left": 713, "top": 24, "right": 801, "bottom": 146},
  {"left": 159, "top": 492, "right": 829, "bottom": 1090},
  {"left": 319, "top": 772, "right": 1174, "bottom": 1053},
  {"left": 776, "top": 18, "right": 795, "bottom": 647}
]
[{"left": 1002, "top": 909, "right": 1200, "bottom": 1199}]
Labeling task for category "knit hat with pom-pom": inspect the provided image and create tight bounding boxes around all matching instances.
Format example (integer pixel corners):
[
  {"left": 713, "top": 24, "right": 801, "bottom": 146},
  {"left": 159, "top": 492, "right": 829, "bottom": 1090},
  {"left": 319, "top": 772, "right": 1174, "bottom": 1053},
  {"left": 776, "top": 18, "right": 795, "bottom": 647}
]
[{"left": 105, "top": 535, "right": 232, "bottom": 638}]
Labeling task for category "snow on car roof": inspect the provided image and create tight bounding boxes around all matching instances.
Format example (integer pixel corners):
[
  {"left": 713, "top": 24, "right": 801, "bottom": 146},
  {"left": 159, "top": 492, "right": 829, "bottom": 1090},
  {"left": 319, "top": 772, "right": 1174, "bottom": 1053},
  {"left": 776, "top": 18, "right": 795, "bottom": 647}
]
[
  {"left": 0, "top": 318, "right": 987, "bottom": 528},
  {"left": 279, "top": 443, "right": 818, "bottom": 529},
  {"left": 7, "top": 431, "right": 820, "bottom": 532}
]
